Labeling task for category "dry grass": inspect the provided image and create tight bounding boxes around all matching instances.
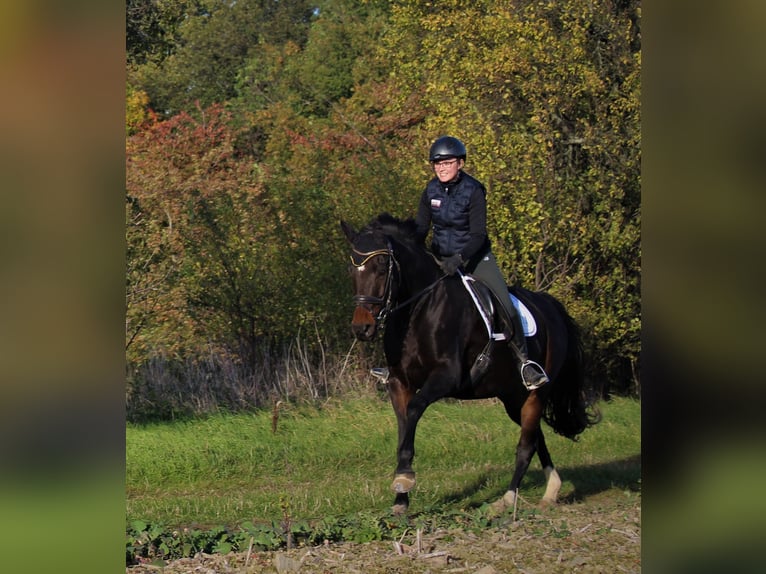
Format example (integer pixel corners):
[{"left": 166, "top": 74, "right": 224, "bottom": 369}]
[
  {"left": 126, "top": 336, "right": 382, "bottom": 422},
  {"left": 127, "top": 489, "right": 640, "bottom": 573}
]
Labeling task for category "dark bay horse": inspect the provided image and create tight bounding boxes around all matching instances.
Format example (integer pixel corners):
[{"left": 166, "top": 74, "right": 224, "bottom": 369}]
[{"left": 341, "top": 213, "right": 600, "bottom": 514}]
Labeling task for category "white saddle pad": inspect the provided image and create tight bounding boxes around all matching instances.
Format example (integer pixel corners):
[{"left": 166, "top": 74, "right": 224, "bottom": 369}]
[{"left": 510, "top": 293, "right": 537, "bottom": 336}]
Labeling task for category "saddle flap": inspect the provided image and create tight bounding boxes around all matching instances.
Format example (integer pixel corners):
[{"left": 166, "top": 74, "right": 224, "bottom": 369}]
[{"left": 461, "top": 275, "right": 537, "bottom": 337}]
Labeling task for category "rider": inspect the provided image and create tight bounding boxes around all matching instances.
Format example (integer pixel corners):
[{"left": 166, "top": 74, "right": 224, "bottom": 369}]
[{"left": 414, "top": 135, "right": 549, "bottom": 389}]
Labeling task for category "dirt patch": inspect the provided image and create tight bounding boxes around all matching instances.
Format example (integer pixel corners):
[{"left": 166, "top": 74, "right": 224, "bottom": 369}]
[{"left": 128, "top": 491, "right": 640, "bottom": 573}]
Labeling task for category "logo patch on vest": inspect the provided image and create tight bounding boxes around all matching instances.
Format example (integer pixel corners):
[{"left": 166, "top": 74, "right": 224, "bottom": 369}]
[{"left": 430, "top": 198, "right": 442, "bottom": 209}]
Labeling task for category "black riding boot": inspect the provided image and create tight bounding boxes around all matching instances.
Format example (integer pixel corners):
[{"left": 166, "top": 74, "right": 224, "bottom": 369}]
[{"left": 503, "top": 304, "right": 549, "bottom": 390}]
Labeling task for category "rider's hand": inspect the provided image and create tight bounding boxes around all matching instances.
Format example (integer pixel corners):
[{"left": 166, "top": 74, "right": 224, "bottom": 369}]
[{"left": 439, "top": 253, "right": 463, "bottom": 275}]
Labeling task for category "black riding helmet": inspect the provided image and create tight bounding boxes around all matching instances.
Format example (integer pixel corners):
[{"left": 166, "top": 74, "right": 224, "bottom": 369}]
[{"left": 428, "top": 136, "right": 467, "bottom": 162}]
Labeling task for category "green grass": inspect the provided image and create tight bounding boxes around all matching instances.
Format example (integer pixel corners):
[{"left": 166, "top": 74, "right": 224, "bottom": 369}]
[{"left": 126, "top": 395, "right": 640, "bottom": 529}]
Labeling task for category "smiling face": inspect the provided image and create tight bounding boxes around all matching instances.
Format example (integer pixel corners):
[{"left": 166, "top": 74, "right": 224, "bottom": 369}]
[{"left": 432, "top": 157, "right": 463, "bottom": 183}]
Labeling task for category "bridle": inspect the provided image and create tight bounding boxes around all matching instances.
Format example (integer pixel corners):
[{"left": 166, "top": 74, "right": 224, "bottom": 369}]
[
  {"left": 350, "top": 238, "right": 447, "bottom": 328},
  {"left": 350, "top": 240, "right": 399, "bottom": 326}
]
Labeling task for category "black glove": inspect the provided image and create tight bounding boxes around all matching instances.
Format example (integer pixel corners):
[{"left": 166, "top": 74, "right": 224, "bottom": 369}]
[{"left": 440, "top": 253, "right": 464, "bottom": 275}]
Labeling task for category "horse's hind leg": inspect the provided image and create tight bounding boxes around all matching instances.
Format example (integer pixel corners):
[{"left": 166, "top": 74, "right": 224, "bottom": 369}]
[
  {"left": 492, "top": 392, "right": 543, "bottom": 513},
  {"left": 536, "top": 429, "right": 562, "bottom": 505}
]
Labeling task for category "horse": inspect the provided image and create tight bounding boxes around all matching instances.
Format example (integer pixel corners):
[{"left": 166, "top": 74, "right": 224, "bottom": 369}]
[{"left": 340, "top": 213, "right": 600, "bottom": 515}]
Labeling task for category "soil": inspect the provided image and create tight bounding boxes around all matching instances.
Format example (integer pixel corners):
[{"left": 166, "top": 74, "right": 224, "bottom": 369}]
[{"left": 127, "top": 490, "right": 640, "bottom": 573}]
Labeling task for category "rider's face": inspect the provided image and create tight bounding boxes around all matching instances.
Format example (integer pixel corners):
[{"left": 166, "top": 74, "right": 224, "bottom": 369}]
[{"left": 432, "top": 158, "right": 463, "bottom": 182}]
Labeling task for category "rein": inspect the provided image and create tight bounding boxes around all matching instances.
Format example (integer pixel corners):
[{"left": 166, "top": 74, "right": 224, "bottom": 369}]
[{"left": 386, "top": 275, "right": 446, "bottom": 316}]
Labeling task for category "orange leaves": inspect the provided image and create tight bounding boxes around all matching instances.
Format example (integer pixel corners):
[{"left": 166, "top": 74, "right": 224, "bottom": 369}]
[{"left": 126, "top": 102, "right": 268, "bottom": 362}]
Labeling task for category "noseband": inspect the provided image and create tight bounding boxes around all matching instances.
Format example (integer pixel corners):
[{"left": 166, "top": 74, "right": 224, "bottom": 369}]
[{"left": 350, "top": 240, "right": 398, "bottom": 326}]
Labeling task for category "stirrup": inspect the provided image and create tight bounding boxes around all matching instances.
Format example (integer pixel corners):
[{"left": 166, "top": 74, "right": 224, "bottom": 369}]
[
  {"left": 470, "top": 341, "right": 494, "bottom": 384},
  {"left": 370, "top": 367, "right": 390, "bottom": 383},
  {"left": 520, "top": 360, "right": 549, "bottom": 390}
]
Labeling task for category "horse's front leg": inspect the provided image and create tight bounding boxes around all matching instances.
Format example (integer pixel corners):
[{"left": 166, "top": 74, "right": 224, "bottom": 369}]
[
  {"left": 389, "top": 370, "right": 455, "bottom": 513},
  {"left": 387, "top": 376, "right": 414, "bottom": 514}
]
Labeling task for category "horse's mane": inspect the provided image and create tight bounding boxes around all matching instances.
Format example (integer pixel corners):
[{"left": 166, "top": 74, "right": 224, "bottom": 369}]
[{"left": 362, "top": 213, "right": 422, "bottom": 248}]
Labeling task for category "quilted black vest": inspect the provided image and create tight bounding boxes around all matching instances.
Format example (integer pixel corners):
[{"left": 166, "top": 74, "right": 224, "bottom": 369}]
[{"left": 424, "top": 172, "right": 485, "bottom": 257}]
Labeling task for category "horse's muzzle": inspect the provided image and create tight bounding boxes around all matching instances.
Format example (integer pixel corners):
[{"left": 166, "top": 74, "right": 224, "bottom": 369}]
[{"left": 351, "top": 306, "right": 378, "bottom": 341}]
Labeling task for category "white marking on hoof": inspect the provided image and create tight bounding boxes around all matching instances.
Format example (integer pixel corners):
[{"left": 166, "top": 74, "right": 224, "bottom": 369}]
[
  {"left": 542, "top": 466, "right": 562, "bottom": 504},
  {"left": 489, "top": 489, "right": 517, "bottom": 515},
  {"left": 391, "top": 474, "right": 416, "bottom": 493},
  {"left": 502, "top": 489, "right": 517, "bottom": 507}
]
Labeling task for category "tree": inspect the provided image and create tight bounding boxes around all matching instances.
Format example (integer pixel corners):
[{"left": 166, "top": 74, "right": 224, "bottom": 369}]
[
  {"left": 368, "top": 0, "right": 641, "bottom": 391},
  {"left": 129, "top": 0, "right": 315, "bottom": 115},
  {"left": 125, "top": 0, "right": 642, "bottom": 396},
  {"left": 127, "top": 0, "right": 200, "bottom": 64},
  {"left": 126, "top": 104, "right": 275, "bottom": 367}
]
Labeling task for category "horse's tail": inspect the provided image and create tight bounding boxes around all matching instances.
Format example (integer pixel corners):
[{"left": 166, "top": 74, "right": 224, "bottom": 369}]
[{"left": 540, "top": 294, "right": 601, "bottom": 440}]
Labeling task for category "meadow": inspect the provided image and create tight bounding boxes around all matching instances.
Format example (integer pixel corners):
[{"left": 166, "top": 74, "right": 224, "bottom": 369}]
[{"left": 126, "top": 394, "right": 640, "bottom": 531}]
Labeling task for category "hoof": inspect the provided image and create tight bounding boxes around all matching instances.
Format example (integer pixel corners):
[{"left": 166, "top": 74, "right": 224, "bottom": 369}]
[
  {"left": 392, "top": 503, "right": 408, "bottom": 516},
  {"left": 487, "top": 499, "right": 506, "bottom": 516},
  {"left": 391, "top": 473, "right": 416, "bottom": 493},
  {"left": 542, "top": 467, "right": 562, "bottom": 505},
  {"left": 488, "top": 490, "right": 517, "bottom": 515},
  {"left": 539, "top": 497, "right": 557, "bottom": 508}
]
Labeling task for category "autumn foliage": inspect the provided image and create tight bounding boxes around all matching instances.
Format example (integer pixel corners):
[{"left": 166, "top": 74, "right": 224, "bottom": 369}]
[{"left": 127, "top": 0, "right": 641, "bottom": 417}]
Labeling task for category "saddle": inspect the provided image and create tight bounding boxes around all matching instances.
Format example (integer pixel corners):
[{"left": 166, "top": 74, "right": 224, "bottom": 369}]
[
  {"left": 459, "top": 273, "right": 537, "bottom": 340},
  {"left": 459, "top": 273, "right": 538, "bottom": 384}
]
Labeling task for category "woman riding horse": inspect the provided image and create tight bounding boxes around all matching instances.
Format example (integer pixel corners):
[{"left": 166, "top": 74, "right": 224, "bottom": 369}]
[
  {"left": 342, "top": 213, "right": 599, "bottom": 515},
  {"left": 415, "top": 136, "right": 548, "bottom": 389}
]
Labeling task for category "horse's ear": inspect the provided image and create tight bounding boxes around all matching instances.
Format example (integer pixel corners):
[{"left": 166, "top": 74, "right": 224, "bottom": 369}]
[{"left": 340, "top": 220, "right": 356, "bottom": 243}]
